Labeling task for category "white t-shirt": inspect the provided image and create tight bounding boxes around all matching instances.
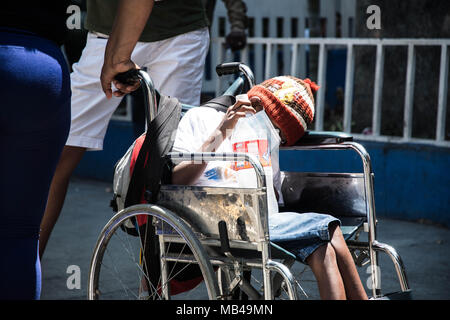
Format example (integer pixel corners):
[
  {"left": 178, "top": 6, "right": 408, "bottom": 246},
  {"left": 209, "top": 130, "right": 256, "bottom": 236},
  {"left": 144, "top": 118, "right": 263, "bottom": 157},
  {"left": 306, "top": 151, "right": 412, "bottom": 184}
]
[{"left": 173, "top": 107, "right": 283, "bottom": 213}]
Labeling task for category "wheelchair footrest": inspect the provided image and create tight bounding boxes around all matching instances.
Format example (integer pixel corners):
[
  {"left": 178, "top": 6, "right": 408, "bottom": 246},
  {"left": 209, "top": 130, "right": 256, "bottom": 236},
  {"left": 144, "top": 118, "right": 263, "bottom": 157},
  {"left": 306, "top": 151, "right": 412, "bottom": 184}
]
[{"left": 372, "top": 289, "right": 413, "bottom": 300}]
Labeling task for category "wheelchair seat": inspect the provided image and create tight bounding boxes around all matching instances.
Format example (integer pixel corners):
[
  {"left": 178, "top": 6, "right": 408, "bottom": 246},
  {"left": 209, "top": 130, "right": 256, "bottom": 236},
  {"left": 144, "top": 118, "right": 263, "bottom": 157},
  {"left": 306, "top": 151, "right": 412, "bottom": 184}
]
[{"left": 280, "top": 171, "right": 367, "bottom": 242}]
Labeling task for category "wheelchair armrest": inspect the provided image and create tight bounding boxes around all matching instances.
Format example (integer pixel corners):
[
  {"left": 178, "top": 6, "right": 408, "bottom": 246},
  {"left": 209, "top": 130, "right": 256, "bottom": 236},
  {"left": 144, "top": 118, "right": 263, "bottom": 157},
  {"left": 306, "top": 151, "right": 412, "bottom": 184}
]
[{"left": 293, "top": 131, "right": 353, "bottom": 146}]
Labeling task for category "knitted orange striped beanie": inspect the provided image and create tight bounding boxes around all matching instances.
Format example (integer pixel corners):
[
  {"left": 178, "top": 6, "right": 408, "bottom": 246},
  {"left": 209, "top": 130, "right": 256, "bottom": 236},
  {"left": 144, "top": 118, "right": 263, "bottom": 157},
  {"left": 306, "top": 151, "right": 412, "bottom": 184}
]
[{"left": 247, "top": 76, "right": 319, "bottom": 146}]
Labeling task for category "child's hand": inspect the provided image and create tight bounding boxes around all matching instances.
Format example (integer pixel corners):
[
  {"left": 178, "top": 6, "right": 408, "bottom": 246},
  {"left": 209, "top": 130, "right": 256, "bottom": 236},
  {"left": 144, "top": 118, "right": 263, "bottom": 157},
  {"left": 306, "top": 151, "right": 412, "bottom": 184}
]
[{"left": 218, "top": 99, "right": 256, "bottom": 139}]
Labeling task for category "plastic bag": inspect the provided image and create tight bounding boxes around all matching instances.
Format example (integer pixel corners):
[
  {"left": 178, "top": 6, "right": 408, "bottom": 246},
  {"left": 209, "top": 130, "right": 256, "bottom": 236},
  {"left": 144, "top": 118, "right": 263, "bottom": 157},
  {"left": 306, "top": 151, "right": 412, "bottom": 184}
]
[{"left": 231, "top": 95, "right": 281, "bottom": 215}]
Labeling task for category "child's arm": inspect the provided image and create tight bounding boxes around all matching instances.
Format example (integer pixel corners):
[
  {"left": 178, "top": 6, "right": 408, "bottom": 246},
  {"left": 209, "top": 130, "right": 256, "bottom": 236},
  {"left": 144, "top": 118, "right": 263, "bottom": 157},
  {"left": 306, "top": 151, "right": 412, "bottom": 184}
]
[
  {"left": 172, "top": 101, "right": 255, "bottom": 185},
  {"left": 172, "top": 127, "right": 224, "bottom": 185}
]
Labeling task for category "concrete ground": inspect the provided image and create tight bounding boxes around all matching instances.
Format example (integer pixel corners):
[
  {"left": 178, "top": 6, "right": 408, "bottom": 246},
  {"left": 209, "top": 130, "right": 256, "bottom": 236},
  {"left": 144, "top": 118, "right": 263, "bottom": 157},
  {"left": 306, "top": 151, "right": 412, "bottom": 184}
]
[{"left": 40, "top": 177, "right": 450, "bottom": 300}]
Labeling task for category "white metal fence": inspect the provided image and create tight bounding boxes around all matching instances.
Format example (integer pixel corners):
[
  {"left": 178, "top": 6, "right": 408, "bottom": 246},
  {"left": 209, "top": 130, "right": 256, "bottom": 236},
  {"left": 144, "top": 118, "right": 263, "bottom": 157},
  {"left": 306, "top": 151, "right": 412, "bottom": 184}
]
[
  {"left": 113, "top": 0, "right": 449, "bottom": 147},
  {"left": 205, "top": 37, "right": 450, "bottom": 147},
  {"left": 205, "top": 0, "right": 356, "bottom": 89},
  {"left": 202, "top": 0, "right": 449, "bottom": 147}
]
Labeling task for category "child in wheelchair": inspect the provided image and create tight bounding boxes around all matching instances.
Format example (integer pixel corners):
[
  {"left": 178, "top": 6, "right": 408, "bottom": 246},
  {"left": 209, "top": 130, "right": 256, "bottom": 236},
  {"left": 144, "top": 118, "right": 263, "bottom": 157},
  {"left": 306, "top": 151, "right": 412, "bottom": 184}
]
[{"left": 171, "top": 75, "right": 368, "bottom": 300}]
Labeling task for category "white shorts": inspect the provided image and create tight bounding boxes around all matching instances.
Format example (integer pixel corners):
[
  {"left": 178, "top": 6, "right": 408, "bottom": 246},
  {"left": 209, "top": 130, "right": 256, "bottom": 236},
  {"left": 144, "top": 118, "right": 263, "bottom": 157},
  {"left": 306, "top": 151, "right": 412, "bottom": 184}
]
[{"left": 66, "top": 27, "right": 210, "bottom": 150}]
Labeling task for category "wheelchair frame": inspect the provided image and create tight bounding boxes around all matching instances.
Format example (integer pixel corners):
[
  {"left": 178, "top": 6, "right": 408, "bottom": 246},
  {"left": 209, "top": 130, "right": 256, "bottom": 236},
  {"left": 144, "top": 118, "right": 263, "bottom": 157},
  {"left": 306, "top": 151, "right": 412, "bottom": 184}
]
[
  {"left": 88, "top": 64, "right": 410, "bottom": 300},
  {"left": 281, "top": 141, "right": 410, "bottom": 297}
]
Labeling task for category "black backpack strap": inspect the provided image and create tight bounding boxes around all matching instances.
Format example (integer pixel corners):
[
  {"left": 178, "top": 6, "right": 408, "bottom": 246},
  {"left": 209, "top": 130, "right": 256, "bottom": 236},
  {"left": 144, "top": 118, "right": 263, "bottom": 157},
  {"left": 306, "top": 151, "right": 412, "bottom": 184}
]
[
  {"left": 125, "top": 93, "right": 235, "bottom": 207},
  {"left": 200, "top": 94, "right": 236, "bottom": 113},
  {"left": 124, "top": 94, "right": 182, "bottom": 207}
]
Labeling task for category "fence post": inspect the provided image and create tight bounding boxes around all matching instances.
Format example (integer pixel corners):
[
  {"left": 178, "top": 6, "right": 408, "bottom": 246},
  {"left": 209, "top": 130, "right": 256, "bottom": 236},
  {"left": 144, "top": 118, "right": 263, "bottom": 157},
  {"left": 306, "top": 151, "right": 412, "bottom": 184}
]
[
  {"left": 343, "top": 43, "right": 355, "bottom": 133},
  {"left": 254, "top": 18, "right": 264, "bottom": 84},
  {"left": 264, "top": 42, "right": 273, "bottom": 80},
  {"left": 290, "top": 43, "right": 299, "bottom": 76},
  {"left": 372, "top": 43, "right": 385, "bottom": 136},
  {"left": 215, "top": 41, "right": 225, "bottom": 97},
  {"left": 315, "top": 42, "right": 327, "bottom": 131},
  {"left": 403, "top": 44, "right": 416, "bottom": 140},
  {"left": 436, "top": 44, "right": 449, "bottom": 142}
]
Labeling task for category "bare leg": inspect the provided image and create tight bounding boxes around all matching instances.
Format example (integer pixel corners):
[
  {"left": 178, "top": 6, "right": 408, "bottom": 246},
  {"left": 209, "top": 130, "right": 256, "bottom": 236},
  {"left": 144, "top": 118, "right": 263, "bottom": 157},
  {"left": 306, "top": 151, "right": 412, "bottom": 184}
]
[
  {"left": 306, "top": 243, "right": 347, "bottom": 300},
  {"left": 329, "top": 224, "right": 368, "bottom": 300},
  {"left": 39, "top": 146, "right": 86, "bottom": 259}
]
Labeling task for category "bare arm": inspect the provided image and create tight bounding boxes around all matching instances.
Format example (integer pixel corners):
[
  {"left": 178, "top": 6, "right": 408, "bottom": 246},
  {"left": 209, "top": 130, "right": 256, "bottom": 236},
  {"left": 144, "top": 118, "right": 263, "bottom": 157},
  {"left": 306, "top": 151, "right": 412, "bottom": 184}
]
[
  {"left": 172, "top": 101, "right": 255, "bottom": 185},
  {"left": 171, "top": 128, "right": 224, "bottom": 185},
  {"left": 222, "top": 0, "right": 248, "bottom": 51},
  {"left": 101, "top": 0, "right": 155, "bottom": 99},
  {"left": 222, "top": 0, "right": 248, "bottom": 32}
]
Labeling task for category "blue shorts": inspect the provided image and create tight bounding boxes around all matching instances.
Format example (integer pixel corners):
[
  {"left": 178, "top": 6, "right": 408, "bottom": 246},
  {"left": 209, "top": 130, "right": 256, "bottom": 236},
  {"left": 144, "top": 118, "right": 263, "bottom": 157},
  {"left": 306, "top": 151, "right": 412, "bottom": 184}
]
[{"left": 269, "top": 212, "right": 340, "bottom": 263}]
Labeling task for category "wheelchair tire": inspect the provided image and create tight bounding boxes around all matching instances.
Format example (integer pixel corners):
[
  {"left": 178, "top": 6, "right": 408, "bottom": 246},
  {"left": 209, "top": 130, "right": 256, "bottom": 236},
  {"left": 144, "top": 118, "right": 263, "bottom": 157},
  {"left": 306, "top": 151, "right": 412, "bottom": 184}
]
[{"left": 88, "top": 204, "right": 219, "bottom": 300}]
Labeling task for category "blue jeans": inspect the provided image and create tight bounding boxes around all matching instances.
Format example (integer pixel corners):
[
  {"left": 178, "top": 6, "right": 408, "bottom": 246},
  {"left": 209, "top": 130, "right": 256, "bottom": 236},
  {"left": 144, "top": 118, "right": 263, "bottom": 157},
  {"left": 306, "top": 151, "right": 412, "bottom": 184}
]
[
  {"left": 269, "top": 212, "right": 340, "bottom": 263},
  {"left": 0, "top": 29, "right": 71, "bottom": 299}
]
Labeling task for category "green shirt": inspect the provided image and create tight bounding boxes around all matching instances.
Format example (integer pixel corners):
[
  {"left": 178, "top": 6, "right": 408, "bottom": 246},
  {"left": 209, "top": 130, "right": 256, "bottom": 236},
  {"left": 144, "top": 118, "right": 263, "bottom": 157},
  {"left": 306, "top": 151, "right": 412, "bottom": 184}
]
[{"left": 85, "top": 0, "right": 209, "bottom": 42}]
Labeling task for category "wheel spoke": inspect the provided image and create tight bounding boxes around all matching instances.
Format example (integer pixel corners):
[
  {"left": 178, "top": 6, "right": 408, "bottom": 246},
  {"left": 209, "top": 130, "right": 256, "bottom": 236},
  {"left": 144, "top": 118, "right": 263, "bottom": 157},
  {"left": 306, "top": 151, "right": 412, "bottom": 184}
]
[{"left": 88, "top": 206, "right": 218, "bottom": 300}]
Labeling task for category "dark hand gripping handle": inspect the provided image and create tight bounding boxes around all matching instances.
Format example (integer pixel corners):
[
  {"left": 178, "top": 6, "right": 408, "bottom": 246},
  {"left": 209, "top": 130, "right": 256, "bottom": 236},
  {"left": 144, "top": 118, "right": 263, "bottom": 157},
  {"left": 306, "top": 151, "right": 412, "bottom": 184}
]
[
  {"left": 114, "top": 69, "right": 141, "bottom": 86},
  {"left": 114, "top": 69, "right": 158, "bottom": 125}
]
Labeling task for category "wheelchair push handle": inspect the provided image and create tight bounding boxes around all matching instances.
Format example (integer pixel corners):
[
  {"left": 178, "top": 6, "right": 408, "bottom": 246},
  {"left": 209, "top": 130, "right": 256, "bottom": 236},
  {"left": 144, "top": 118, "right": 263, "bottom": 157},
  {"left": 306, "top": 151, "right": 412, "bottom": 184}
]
[
  {"left": 114, "top": 68, "right": 141, "bottom": 86},
  {"left": 216, "top": 62, "right": 241, "bottom": 76},
  {"left": 114, "top": 68, "right": 158, "bottom": 126},
  {"left": 216, "top": 62, "right": 256, "bottom": 89}
]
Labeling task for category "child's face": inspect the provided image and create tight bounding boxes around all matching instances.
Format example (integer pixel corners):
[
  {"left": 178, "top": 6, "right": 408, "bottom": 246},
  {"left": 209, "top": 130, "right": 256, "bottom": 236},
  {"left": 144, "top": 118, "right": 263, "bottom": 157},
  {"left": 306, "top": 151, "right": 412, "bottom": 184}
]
[{"left": 250, "top": 96, "right": 287, "bottom": 144}]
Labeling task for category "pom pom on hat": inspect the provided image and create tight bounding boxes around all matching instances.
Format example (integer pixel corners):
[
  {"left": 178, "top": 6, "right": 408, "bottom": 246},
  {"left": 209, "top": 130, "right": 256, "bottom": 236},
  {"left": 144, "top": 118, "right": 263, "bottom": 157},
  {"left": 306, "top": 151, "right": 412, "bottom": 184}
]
[
  {"left": 247, "top": 76, "right": 319, "bottom": 146},
  {"left": 303, "top": 78, "right": 320, "bottom": 93}
]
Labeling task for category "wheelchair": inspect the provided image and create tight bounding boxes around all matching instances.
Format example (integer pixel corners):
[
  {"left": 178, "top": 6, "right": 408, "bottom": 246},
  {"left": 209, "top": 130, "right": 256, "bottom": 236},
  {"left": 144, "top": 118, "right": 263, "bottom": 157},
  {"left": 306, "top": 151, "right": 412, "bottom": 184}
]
[{"left": 87, "top": 63, "right": 411, "bottom": 300}]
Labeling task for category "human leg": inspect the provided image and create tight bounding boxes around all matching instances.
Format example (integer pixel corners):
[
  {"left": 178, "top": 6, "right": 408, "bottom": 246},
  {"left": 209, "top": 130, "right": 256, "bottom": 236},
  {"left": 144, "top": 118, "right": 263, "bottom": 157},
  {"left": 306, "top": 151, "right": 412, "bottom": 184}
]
[
  {"left": 65, "top": 33, "right": 127, "bottom": 151},
  {"left": 39, "top": 33, "right": 128, "bottom": 258},
  {"left": 306, "top": 243, "right": 346, "bottom": 300},
  {"left": 2, "top": 127, "right": 69, "bottom": 298},
  {"left": 0, "top": 31, "right": 71, "bottom": 299},
  {"left": 39, "top": 146, "right": 86, "bottom": 258},
  {"left": 328, "top": 223, "right": 368, "bottom": 300},
  {"left": 304, "top": 223, "right": 368, "bottom": 300},
  {"left": 269, "top": 212, "right": 344, "bottom": 299},
  {"left": 269, "top": 212, "right": 367, "bottom": 300},
  {"left": 143, "top": 27, "right": 210, "bottom": 105},
  {"left": 1, "top": 127, "right": 69, "bottom": 299}
]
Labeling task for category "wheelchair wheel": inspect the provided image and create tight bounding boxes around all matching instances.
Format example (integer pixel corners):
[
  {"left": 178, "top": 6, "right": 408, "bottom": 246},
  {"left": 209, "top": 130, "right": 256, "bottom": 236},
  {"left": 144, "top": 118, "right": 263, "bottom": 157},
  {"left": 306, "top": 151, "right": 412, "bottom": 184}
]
[{"left": 88, "top": 204, "right": 219, "bottom": 300}]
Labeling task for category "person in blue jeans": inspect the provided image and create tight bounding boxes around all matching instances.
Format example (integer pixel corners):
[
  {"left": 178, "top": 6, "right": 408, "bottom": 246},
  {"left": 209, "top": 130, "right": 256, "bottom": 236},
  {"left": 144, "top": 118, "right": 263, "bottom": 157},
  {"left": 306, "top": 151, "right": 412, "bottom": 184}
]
[{"left": 0, "top": 1, "right": 71, "bottom": 299}]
